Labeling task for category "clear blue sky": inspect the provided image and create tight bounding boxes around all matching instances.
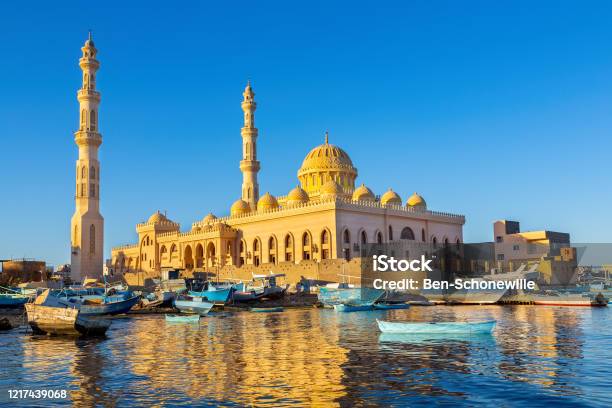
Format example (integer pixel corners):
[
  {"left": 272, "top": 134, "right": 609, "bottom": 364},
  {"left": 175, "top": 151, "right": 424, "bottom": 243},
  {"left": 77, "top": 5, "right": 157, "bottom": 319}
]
[{"left": 1, "top": 1, "right": 611, "bottom": 266}]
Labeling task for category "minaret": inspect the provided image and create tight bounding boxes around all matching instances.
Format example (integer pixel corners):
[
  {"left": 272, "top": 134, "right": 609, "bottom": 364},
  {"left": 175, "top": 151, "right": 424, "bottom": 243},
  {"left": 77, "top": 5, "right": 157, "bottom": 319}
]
[
  {"left": 70, "top": 32, "right": 104, "bottom": 282},
  {"left": 240, "top": 81, "right": 260, "bottom": 210}
]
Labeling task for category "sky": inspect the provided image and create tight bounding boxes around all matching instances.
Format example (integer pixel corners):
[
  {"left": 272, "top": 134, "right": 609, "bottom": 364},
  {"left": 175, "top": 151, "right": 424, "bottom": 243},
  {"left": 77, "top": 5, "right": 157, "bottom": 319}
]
[{"left": 1, "top": 1, "right": 611, "bottom": 266}]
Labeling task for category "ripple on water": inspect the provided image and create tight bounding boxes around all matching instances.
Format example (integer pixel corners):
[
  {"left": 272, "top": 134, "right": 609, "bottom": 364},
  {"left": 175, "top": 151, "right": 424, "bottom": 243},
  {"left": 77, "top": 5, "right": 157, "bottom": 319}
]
[{"left": 0, "top": 306, "right": 610, "bottom": 407}]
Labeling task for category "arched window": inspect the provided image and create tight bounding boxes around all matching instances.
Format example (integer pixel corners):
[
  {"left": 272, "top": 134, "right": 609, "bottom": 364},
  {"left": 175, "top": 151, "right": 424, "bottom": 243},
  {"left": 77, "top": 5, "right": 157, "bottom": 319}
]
[
  {"left": 253, "top": 238, "right": 261, "bottom": 266},
  {"left": 89, "top": 224, "right": 95, "bottom": 254},
  {"left": 433, "top": 237, "right": 438, "bottom": 248},
  {"left": 91, "top": 184, "right": 95, "bottom": 197},
  {"left": 421, "top": 228, "right": 426, "bottom": 242},
  {"left": 268, "top": 236, "right": 277, "bottom": 264},
  {"left": 388, "top": 226, "right": 393, "bottom": 241},
  {"left": 343, "top": 229, "right": 350, "bottom": 244},
  {"left": 302, "top": 231, "right": 312, "bottom": 260},
  {"left": 81, "top": 166, "right": 87, "bottom": 179},
  {"left": 73, "top": 225, "right": 78, "bottom": 244},
  {"left": 81, "top": 109, "right": 86, "bottom": 125},
  {"left": 376, "top": 231, "right": 383, "bottom": 244},
  {"left": 360, "top": 231, "right": 367, "bottom": 244},
  {"left": 90, "top": 110, "right": 96, "bottom": 129},
  {"left": 90, "top": 166, "right": 96, "bottom": 179},
  {"left": 239, "top": 240, "right": 246, "bottom": 266},
  {"left": 321, "top": 230, "right": 330, "bottom": 260},
  {"left": 400, "top": 227, "right": 415, "bottom": 240},
  {"left": 284, "top": 234, "right": 294, "bottom": 262}
]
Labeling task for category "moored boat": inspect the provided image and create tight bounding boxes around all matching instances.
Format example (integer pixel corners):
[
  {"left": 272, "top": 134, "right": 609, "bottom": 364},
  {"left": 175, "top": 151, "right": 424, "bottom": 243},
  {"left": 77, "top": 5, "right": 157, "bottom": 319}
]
[
  {"left": 251, "top": 306, "right": 284, "bottom": 313},
  {"left": 173, "top": 296, "right": 214, "bottom": 315},
  {"left": 54, "top": 293, "right": 141, "bottom": 315},
  {"left": 0, "top": 293, "right": 30, "bottom": 308},
  {"left": 188, "top": 286, "right": 233, "bottom": 303},
  {"left": 377, "top": 319, "right": 496, "bottom": 334},
  {"left": 333, "top": 304, "right": 374, "bottom": 312},
  {"left": 165, "top": 314, "right": 200, "bottom": 323},
  {"left": 374, "top": 302, "right": 410, "bottom": 310},
  {"left": 318, "top": 285, "right": 384, "bottom": 307},
  {"left": 25, "top": 290, "right": 111, "bottom": 336},
  {"left": 531, "top": 292, "right": 609, "bottom": 307}
]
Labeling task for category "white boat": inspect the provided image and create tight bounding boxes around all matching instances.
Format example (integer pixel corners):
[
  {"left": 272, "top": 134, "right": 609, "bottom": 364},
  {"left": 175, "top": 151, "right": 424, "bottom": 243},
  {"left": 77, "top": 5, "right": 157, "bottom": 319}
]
[
  {"left": 376, "top": 319, "right": 496, "bottom": 334},
  {"left": 173, "top": 296, "right": 214, "bottom": 315}
]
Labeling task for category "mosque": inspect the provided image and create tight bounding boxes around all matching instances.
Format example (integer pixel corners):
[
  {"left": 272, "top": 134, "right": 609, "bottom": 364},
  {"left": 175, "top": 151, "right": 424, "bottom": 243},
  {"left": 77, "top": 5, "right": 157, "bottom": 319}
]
[{"left": 108, "top": 56, "right": 465, "bottom": 285}]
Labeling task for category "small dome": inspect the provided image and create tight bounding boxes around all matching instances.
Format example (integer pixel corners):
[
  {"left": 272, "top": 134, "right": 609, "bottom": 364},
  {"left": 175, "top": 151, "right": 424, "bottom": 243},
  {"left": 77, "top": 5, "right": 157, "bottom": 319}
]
[
  {"left": 380, "top": 189, "right": 402, "bottom": 206},
  {"left": 230, "top": 199, "right": 251, "bottom": 216},
  {"left": 286, "top": 186, "right": 309, "bottom": 206},
  {"left": 352, "top": 183, "right": 375, "bottom": 202},
  {"left": 148, "top": 211, "right": 168, "bottom": 224},
  {"left": 202, "top": 213, "right": 217, "bottom": 224},
  {"left": 257, "top": 192, "right": 279, "bottom": 212},
  {"left": 320, "top": 179, "right": 343, "bottom": 199},
  {"left": 192, "top": 225, "right": 202, "bottom": 232},
  {"left": 407, "top": 192, "right": 427, "bottom": 209}
]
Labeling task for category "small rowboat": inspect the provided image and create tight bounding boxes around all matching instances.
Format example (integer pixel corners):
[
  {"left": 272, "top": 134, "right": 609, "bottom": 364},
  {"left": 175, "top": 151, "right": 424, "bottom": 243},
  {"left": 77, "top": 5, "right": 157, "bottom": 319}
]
[
  {"left": 377, "top": 319, "right": 496, "bottom": 334},
  {"left": 333, "top": 304, "right": 373, "bottom": 312},
  {"left": 173, "top": 296, "right": 214, "bottom": 316},
  {"left": 250, "top": 306, "right": 284, "bottom": 313},
  {"left": 165, "top": 314, "right": 200, "bottom": 323},
  {"left": 374, "top": 303, "right": 410, "bottom": 310}
]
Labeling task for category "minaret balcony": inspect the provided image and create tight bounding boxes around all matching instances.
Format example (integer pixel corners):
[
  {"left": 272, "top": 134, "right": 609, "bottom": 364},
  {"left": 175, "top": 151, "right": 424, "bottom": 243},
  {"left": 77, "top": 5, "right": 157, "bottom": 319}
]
[
  {"left": 74, "top": 131, "right": 102, "bottom": 147},
  {"left": 240, "top": 160, "right": 260, "bottom": 172},
  {"left": 77, "top": 89, "right": 101, "bottom": 101}
]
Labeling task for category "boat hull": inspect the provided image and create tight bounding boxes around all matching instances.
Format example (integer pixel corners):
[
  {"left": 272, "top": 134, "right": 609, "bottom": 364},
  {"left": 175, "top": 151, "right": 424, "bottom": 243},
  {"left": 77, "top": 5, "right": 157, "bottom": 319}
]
[
  {"left": 333, "top": 304, "right": 373, "bottom": 312},
  {"left": 0, "top": 295, "right": 29, "bottom": 308},
  {"left": 188, "top": 288, "right": 232, "bottom": 303},
  {"left": 73, "top": 295, "right": 140, "bottom": 316},
  {"left": 25, "top": 304, "right": 111, "bottom": 336},
  {"left": 319, "top": 287, "right": 384, "bottom": 306},
  {"left": 165, "top": 314, "right": 200, "bottom": 323},
  {"left": 374, "top": 303, "right": 410, "bottom": 310},
  {"left": 173, "top": 299, "right": 214, "bottom": 315},
  {"left": 377, "top": 319, "right": 496, "bottom": 334}
]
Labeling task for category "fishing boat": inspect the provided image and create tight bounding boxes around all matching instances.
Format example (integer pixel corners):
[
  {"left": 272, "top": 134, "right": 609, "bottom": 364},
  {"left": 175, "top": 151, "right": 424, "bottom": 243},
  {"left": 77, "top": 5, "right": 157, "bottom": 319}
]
[
  {"left": 165, "top": 314, "right": 200, "bottom": 323},
  {"left": 251, "top": 306, "right": 284, "bottom": 313},
  {"left": 0, "top": 291, "right": 30, "bottom": 308},
  {"left": 333, "top": 303, "right": 374, "bottom": 312},
  {"left": 24, "top": 290, "right": 111, "bottom": 336},
  {"left": 173, "top": 295, "right": 214, "bottom": 315},
  {"left": 373, "top": 302, "right": 410, "bottom": 310},
  {"left": 318, "top": 285, "right": 385, "bottom": 307},
  {"left": 188, "top": 282, "right": 234, "bottom": 303},
  {"left": 376, "top": 319, "right": 496, "bottom": 334},
  {"left": 51, "top": 291, "right": 140, "bottom": 315},
  {"left": 531, "top": 292, "right": 608, "bottom": 307}
]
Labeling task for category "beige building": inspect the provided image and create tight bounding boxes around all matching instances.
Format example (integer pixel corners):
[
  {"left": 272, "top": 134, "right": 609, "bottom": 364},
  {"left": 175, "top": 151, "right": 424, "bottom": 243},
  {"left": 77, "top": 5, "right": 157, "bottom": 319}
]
[
  {"left": 111, "top": 83, "right": 465, "bottom": 285},
  {"left": 493, "top": 220, "right": 576, "bottom": 284},
  {"left": 70, "top": 33, "right": 104, "bottom": 282}
]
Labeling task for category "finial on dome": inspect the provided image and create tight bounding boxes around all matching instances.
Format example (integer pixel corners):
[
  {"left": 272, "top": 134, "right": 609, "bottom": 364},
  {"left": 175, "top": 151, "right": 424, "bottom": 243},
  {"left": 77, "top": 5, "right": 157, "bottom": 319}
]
[
  {"left": 324, "top": 131, "right": 329, "bottom": 144},
  {"left": 88, "top": 30, "right": 93, "bottom": 41}
]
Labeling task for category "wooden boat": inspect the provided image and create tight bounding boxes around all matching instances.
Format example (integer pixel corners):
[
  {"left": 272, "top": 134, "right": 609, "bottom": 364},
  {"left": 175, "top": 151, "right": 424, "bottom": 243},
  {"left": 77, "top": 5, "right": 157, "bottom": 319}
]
[
  {"left": 333, "top": 304, "right": 374, "bottom": 312},
  {"left": 250, "top": 306, "right": 284, "bottom": 313},
  {"left": 165, "top": 314, "right": 200, "bottom": 323},
  {"left": 377, "top": 319, "right": 496, "bottom": 334},
  {"left": 173, "top": 296, "right": 214, "bottom": 315},
  {"left": 24, "top": 291, "right": 111, "bottom": 336},
  {"left": 374, "top": 302, "right": 410, "bottom": 310},
  {"left": 55, "top": 293, "right": 140, "bottom": 315}
]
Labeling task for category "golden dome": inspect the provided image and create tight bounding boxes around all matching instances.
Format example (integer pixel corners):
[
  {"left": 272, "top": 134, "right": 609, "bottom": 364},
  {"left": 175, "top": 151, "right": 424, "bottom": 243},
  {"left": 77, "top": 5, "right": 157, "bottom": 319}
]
[
  {"left": 202, "top": 213, "right": 217, "bottom": 224},
  {"left": 407, "top": 192, "right": 427, "bottom": 209},
  {"left": 286, "top": 186, "right": 309, "bottom": 206},
  {"left": 352, "top": 183, "right": 375, "bottom": 202},
  {"left": 257, "top": 192, "right": 279, "bottom": 212},
  {"left": 147, "top": 211, "right": 168, "bottom": 224},
  {"left": 230, "top": 199, "right": 251, "bottom": 216},
  {"left": 320, "top": 179, "right": 344, "bottom": 199},
  {"left": 297, "top": 132, "right": 358, "bottom": 195},
  {"left": 380, "top": 189, "right": 402, "bottom": 206}
]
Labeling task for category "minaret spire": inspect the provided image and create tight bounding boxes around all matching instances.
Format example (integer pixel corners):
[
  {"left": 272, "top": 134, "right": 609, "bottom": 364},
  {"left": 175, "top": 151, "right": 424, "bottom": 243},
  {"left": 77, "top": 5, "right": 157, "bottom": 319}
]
[
  {"left": 240, "top": 81, "right": 260, "bottom": 210},
  {"left": 70, "top": 33, "right": 104, "bottom": 282}
]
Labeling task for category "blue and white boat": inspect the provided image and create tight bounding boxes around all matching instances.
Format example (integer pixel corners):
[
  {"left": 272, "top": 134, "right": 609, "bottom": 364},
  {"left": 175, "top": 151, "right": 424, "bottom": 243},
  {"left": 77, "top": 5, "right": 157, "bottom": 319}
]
[
  {"left": 333, "top": 303, "right": 374, "bottom": 312},
  {"left": 373, "top": 302, "right": 410, "bottom": 310},
  {"left": 0, "top": 293, "right": 30, "bottom": 308},
  {"left": 173, "top": 295, "right": 214, "bottom": 315},
  {"left": 188, "top": 283, "right": 234, "bottom": 303},
  {"left": 377, "top": 319, "right": 496, "bottom": 334},
  {"left": 318, "top": 284, "right": 384, "bottom": 307},
  {"left": 54, "top": 293, "right": 140, "bottom": 316}
]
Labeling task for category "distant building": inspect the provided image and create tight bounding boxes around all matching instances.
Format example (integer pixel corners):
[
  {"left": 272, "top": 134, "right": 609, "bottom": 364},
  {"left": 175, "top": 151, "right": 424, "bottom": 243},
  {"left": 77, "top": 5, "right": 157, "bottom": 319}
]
[
  {"left": 0, "top": 259, "right": 46, "bottom": 284},
  {"left": 493, "top": 220, "right": 576, "bottom": 285}
]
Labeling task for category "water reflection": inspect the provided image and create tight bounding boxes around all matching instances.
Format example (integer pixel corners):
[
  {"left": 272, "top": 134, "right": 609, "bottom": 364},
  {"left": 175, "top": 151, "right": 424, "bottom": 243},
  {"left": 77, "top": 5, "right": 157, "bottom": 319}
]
[{"left": 1, "top": 306, "right": 609, "bottom": 406}]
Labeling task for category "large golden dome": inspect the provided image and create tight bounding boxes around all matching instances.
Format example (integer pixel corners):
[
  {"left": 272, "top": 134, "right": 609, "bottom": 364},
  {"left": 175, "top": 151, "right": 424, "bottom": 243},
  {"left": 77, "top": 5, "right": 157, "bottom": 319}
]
[{"left": 297, "top": 132, "right": 357, "bottom": 196}]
